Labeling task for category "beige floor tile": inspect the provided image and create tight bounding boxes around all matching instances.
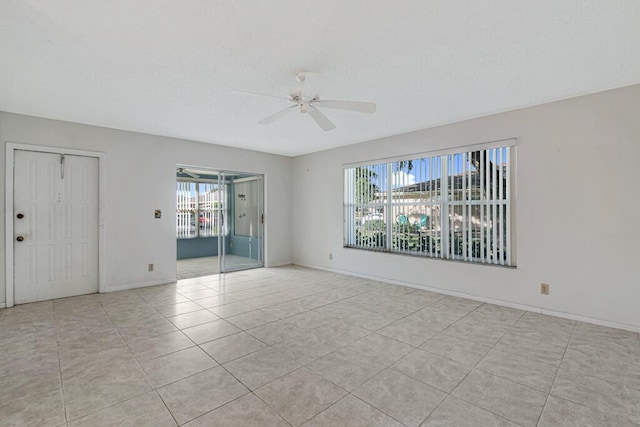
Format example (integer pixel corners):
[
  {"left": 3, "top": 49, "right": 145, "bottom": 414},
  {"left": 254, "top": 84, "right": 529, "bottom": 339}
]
[
  {"left": 423, "top": 395, "right": 518, "bottom": 427},
  {"left": 421, "top": 335, "right": 492, "bottom": 366},
  {"left": 306, "top": 348, "right": 386, "bottom": 391},
  {"left": 561, "top": 341, "right": 640, "bottom": 389},
  {"left": 342, "top": 309, "right": 399, "bottom": 331},
  {"left": 302, "top": 394, "right": 403, "bottom": 427},
  {"left": 207, "top": 301, "right": 256, "bottom": 318},
  {"left": 179, "top": 289, "right": 220, "bottom": 301},
  {"left": 254, "top": 368, "right": 347, "bottom": 426},
  {"left": 476, "top": 348, "right": 558, "bottom": 393},
  {"left": 408, "top": 309, "right": 462, "bottom": 332},
  {"left": 509, "top": 313, "right": 574, "bottom": 347},
  {"left": 167, "top": 309, "right": 220, "bottom": 329},
  {"left": 126, "top": 330, "right": 195, "bottom": 361},
  {"left": 3, "top": 266, "right": 640, "bottom": 426},
  {"left": 440, "top": 320, "right": 508, "bottom": 347},
  {"left": 273, "top": 331, "right": 339, "bottom": 365},
  {"left": 0, "top": 344, "right": 59, "bottom": 377},
  {"left": 225, "top": 310, "right": 279, "bottom": 329},
  {"left": 493, "top": 332, "right": 566, "bottom": 366},
  {"left": 223, "top": 347, "right": 300, "bottom": 390},
  {"left": 58, "top": 328, "right": 127, "bottom": 361},
  {"left": 538, "top": 395, "right": 637, "bottom": 427},
  {"left": 347, "top": 333, "right": 414, "bottom": 366},
  {"left": 353, "top": 369, "right": 446, "bottom": 426},
  {"left": 464, "top": 304, "right": 524, "bottom": 327},
  {"left": 181, "top": 319, "right": 241, "bottom": 344},
  {"left": 155, "top": 301, "right": 204, "bottom": 317},
  {"left": 140, "top": 346, "right": 217, "bottom": 387},
  {"left": 199, "top": 331, "right": 266, "bottom": 363},
  {"left": 191, "top": 294, "right": 238, "bottom": 308},
  {"left": 62, "top": 348, "right": 153, "bottom": 420},
  {"left": 0, "top": 367, "right": 60, "bottom": 406},
  {"left": 377, "top": 316, "right": 440, "bottom": 346},
  {"left": 158, "top": 366, "right": 248, "bottom": 425},
  {"left": 283, "top": 310, "right": 335, "bottom": 330},
  {"left": 0, "top": 387, "right": 65, "bottom": 427},
  {"left": 0, "top": 327, "right": 57, "bottom": 354},
  {"left": 551, "top": 368, "right": 640, "bottom": 424},
  {"left": 315, "top": 302, "right": 358, "bottom": 319},
  {"left": 452, "top": 369, "right": 547, "bottom": 426},
  {"left": 67, "top": 391, "right": 177, "bottom": 427},
  {"left": 117, "top": 316, "right": 178, "bottom": 342},
  {"left": 261, "top": 300, "right": 309, "bottom": 319},
  {"left": 312, "top": 320, "right": 371, "bottom": 346},
  {"left": 183, "top": 393, "right": 288, "bottom": 427},
  {"left": 246, "top": 320, "right": 306, "bottom": 345},
  {"left": 392, "top": 349, "right": 471, "bottom": 392}
]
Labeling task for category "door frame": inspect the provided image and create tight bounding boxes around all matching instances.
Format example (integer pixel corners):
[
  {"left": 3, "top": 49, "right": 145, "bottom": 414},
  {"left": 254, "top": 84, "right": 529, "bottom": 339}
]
[
  {"left": 5, "top": 143, "right": 106, "bottom": 308},
  {"left": 224, "top": 174, "right": 264, "bottom": 273},
  {"left": 175, "top": 164, "right": 266, "bottom": 276}
]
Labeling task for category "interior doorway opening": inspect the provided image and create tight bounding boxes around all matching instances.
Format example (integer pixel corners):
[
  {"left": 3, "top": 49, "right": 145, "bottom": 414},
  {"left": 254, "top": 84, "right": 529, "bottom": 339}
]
[{"left": 176, "top": 166, "right": 264, "bottom": 279}]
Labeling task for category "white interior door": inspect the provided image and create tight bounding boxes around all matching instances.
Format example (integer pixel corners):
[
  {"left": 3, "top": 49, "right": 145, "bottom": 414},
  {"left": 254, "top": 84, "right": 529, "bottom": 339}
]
[{"left": 13, "top": 150, "right": 99, "bottom": 304}]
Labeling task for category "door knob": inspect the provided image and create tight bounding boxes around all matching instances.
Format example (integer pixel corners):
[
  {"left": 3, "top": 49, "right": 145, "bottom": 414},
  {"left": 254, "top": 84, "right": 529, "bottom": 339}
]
[
  {"left": 16, "top": 213, "right": 24, "bottom": 219},
  {"left": 16, "top": 236, "right": 24, "bottom": 242}
]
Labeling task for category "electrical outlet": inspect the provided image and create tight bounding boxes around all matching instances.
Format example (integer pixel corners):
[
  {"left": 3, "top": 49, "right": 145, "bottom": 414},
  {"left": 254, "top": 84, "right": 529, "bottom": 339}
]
[
  {"left": 328, "top": 253, "right": 333, "bottom": 261},
  {"left": 540, "top": 283, "right": 549, "bottom": 295},
  {"left": 148, "top": 263, "right": 154, "bottom": 272}
]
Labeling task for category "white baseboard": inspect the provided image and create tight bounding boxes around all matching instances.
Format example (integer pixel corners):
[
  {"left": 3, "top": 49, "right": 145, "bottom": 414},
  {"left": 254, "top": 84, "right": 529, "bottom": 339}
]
[
  {"left": 295, "top": 262, "right": 640, "bottom": 334},
  {"left": 104, "top": 278, "right": 176, "bottom": 293},
  {"left": 0, "top": 303, "right": 5, "bottom": 309},
  {"left": 266, "top": 261, "right": 294, "bottom": 268}
]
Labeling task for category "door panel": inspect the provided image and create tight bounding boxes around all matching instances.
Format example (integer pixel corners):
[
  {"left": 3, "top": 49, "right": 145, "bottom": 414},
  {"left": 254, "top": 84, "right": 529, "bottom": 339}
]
[
  {"left": 223, "top": 175, "right": 263, "bottom": 272},
  {"left": 14, "top": 150, "right": 99, "bottom": 304}
]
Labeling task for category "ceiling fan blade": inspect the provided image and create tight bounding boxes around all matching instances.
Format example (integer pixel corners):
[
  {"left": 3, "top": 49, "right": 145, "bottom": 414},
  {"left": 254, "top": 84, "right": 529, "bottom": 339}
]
[
  {"left": 233, "top": 90, "right": 289, "bottom": 101},
  {"left": 311, "top": 99, "right": 376, "bottom": 113},
  {"left": 308, "top": 106, "right": 336, "bottom": 131},
  {"left": 178, "top": 168, "right": 199, "bottom": 178},
  {"left": 258, "top": 105, "right": 296, "bottom": 125}
]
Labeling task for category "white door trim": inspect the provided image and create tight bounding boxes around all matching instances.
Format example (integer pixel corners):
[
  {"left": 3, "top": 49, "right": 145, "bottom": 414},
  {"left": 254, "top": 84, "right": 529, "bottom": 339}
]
[{"left": 5, "top": 142, "right": 106, "bottom": 307}]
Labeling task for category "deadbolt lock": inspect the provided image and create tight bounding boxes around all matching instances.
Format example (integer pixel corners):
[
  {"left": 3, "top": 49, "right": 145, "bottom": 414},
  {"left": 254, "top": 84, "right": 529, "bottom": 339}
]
[
  {"left": 16, "top": 236, "right": 24, "bottom": 242},
  {"left": 16, "top": 213, "right": 24, "bottom": 219}
]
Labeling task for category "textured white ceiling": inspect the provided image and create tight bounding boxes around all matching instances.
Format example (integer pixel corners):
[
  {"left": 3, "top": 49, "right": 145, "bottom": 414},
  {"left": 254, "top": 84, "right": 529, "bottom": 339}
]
[{"left": 1, "top": 1, "right": 639, "bottom": 156}]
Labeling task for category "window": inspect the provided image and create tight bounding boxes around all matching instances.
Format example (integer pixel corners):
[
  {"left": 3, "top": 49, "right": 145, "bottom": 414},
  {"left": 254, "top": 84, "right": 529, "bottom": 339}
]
[
  {"left": 344, "top": 143, "right": 514, "bottom": 266},
  {"left": 176, "top": 180, "right": 228, "bottom": 238}
]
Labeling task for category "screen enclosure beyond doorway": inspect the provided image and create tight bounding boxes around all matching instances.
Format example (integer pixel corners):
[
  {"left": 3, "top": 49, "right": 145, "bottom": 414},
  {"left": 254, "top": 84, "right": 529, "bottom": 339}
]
[{"left": 176, "top": 166, "right": 264, "bottom": 276}]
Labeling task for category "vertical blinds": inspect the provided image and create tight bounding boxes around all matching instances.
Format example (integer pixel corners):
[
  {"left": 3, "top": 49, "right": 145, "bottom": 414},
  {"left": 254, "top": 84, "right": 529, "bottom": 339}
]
[
  {"left": 176, "top": 180, "right": 228, "bottom": 239},
  {"left": 344, "top": 145, "right": 513, "bottom": 266}
]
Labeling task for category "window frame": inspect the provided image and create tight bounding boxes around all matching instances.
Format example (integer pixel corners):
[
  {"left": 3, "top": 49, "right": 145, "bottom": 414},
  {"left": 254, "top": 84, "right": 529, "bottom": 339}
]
[
  {"left": 176, "top": 177, "right": 229, "bottom": 239},
  {"left": 343, "top": 139, "right": 517, "bottom": 267}
]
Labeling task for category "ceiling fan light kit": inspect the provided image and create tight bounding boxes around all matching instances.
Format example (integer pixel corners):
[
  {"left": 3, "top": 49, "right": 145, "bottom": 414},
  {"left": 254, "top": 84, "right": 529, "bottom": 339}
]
[{"left": 241, "top": 72, "right": 376, "bottom": 131}]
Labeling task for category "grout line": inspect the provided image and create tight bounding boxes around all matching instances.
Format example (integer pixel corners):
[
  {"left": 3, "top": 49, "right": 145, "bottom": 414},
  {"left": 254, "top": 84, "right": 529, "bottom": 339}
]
[
  {"left": 417, "top": 302, "right": 533, "bottom": 425},
  {"left": 53, "top": 312, "right": 68, "bottom": 425},
  {"left": 10, "top": 266, "right": 639, "bottom": 426},
  {"left": 535, "top": 320, "right": 577, "bottom": 426}
]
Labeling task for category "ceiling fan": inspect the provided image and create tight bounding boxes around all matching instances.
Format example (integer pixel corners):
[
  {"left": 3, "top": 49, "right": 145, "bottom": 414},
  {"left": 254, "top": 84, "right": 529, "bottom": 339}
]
[{"left": 237, "top": 72, "right": 376, "bottom": 131}]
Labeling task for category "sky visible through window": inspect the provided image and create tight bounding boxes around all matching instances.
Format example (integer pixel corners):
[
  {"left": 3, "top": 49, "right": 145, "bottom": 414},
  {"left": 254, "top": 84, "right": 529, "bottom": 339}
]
[{"left": 367, "top": 147, "right": 509, "bottom": 190}]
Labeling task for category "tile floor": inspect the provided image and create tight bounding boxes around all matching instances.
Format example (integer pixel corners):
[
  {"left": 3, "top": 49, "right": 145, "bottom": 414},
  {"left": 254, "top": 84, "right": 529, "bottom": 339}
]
[
  {"left": 1, "top": 266, "right": 639, "bottom": 426},
  {"left": 177, "top": 255, "right": 262, "bottom": 279}
]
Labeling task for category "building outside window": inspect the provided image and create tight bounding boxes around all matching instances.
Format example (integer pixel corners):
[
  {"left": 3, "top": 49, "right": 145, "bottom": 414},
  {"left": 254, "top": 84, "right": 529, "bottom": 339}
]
[{"left": 176, "top": 180, "right": 228, "bottom": 239}]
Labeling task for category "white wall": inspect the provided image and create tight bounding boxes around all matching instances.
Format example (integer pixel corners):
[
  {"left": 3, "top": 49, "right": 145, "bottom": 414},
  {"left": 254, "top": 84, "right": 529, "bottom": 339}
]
[
  {"left": 292, "top": 84, "right": 640, "bottom": 331},
  {"left": 0, "top": 112, "right": 292, "bottom": 305}
]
